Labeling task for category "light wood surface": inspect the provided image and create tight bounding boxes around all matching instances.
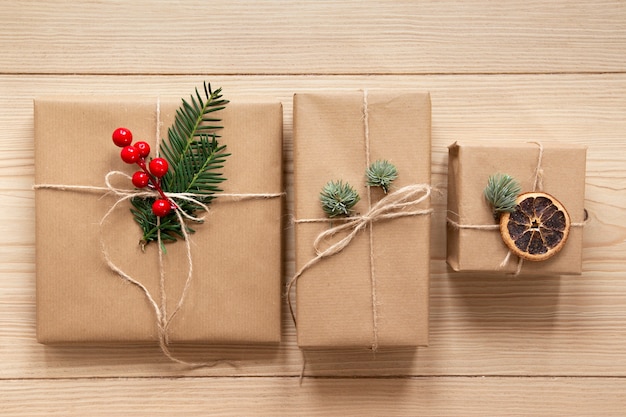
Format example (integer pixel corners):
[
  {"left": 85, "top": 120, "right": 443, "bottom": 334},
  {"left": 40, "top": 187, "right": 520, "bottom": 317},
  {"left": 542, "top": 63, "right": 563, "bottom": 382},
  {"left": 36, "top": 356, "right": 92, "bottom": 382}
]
[{"left": 1, "top": 1, "right": 625, "bottom": 415}]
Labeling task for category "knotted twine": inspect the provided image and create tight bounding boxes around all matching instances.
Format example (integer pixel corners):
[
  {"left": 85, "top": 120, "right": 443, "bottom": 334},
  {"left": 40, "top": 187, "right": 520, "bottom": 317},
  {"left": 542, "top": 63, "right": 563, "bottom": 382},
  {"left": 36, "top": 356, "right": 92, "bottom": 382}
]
[
  {"left": 287, "top": 90, "right": 433, "bottom": 352},
  {"left": 34, "top": 97, "right": 283, "bottom": 366},
  {"left": 446, "top": 141, "right": 586, "bottom": 275}
]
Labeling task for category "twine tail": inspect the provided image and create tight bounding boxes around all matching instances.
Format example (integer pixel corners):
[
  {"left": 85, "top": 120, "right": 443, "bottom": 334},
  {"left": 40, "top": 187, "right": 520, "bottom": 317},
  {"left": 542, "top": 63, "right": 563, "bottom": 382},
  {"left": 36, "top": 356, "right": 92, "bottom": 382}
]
[
  {"left": 286, "top": 255, "right": 326, "bottom": 327},
  {"left": 157, "top": 326, "right": 192, "bottom": 367},
  {"left": 499, "top": 251, "right": 512, "bottom": 269},
  {"left": 513, "top": 257, "right": 524, "bottom": 276},
  {"left": 299, "top": 350, "right": 307, "bottom": 386},
  {"left": 99, "top": 196, "right": 164, "bottom": 336},
  {"left": 162, "top": 208, "right": 196, "bottom": 331},
  {"left": 285, "top": 273, "right": 298, "bottom": 327},
  {"left": 535, "top": 168, "right": 545, "bottom": 192},
  {"left": 156, "top": 329, "right": 234, "bottom": 369},
  {"left": 157, "top": 217, "right": 168, "bottom": 343},
  {"left": 99, "top": 180, "right": 212, "bottom": 368}
]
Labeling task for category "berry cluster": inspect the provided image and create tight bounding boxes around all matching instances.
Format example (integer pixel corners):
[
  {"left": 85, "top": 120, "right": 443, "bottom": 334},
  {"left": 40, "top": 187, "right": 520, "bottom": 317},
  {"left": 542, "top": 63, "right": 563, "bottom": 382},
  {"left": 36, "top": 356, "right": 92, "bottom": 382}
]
[{"left": 112, "top": 127, "right": 173, "bottom": 217}]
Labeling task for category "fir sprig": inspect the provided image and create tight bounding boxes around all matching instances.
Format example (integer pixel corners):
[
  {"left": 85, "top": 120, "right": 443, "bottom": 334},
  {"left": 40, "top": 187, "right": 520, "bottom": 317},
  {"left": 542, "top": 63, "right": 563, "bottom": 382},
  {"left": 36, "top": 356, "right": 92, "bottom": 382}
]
[
  {"left": 484, "top": 173, "right": 521, "bottom": 219},
  {"left": 132, "top": 82, "right": 230, "bottom": 246},
  {"left": 366, "top": 160, "right": 398, "bottom": 193},
  {"left": 320, "top": 180, "right": 360, "bottom": 218}
]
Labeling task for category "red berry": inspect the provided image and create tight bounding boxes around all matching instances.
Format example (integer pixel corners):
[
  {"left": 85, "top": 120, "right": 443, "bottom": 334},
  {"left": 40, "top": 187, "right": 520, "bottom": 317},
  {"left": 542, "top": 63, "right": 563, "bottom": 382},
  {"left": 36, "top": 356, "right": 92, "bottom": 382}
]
[
  {"left": 134, "top": 141, "right": 151, "bottom": 158},
  {"left": 152, "top": 199, "right": 172, "bottom": 217},
  {"left": 149, "top": 158, "right": 169, "bottom": 178},
  {"left": 132, "top": 171, "right": 150, "bottom": 188},
  {"left": 120, "top": 146, "right": 139, "bottom": 164},
  {"left": 112, "top": 127, "right": 133, "bottom": 147}
]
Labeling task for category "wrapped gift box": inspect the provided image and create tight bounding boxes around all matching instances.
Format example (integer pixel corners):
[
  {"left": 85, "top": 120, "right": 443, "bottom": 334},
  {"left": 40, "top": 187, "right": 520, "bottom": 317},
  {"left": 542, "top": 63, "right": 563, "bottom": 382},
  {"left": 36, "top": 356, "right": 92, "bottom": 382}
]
[
  {"left": 34, "top": 95, "right": 283, "bottom": 344},
  {"left": 447, "top": 141, "right": 587, "bottom": 275},
  {"left": 293, "top": 91, "right": 431, "bottom": 349}
]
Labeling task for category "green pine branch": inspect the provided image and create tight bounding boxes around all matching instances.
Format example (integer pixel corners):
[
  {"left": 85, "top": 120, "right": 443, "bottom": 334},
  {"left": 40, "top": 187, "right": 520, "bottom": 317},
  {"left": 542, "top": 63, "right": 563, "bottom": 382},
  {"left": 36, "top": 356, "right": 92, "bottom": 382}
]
[
  {"left": 132, "top": 82, "right": 230, "bottom": 247},
  {"left": 484, "top": 173, "right": 521, "bottom": 219},
  {"left": 366, "top": 159, "right": 398, "bottom": 193},
  {"left": 320, "top": 180, "right": 361, "bottom": 218}
]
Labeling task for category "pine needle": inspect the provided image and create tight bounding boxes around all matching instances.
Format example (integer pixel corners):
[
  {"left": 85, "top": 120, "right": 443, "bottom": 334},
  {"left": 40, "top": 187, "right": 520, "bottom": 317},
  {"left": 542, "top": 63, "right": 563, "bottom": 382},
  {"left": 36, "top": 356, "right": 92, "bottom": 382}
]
[
  {"left": 366, "top": 160, "right": 398, "bottom": 193},
  {"left": 484, "top": 173, "right": 521, "bottom": 218},
  {"left": 131, "top": 82, "right": 229, "bottom": 245},
  {"left": 320, "top": 180, "right": 361, "bottom": 218}
]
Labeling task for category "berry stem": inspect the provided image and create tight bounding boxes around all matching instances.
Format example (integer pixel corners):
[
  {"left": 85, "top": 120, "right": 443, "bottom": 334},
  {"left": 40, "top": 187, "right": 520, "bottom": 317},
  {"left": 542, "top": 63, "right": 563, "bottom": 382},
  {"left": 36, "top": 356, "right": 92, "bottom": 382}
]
[{"left": 135, "top": 158, "right": 177, "bottom": 209}]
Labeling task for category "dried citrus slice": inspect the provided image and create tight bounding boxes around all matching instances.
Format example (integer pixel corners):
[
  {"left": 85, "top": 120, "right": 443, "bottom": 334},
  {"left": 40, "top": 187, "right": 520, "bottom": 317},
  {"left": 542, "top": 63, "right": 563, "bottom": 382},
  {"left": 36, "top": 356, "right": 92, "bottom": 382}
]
[{"left": 499, "top": 192, "right": 571, "bottom": 262}]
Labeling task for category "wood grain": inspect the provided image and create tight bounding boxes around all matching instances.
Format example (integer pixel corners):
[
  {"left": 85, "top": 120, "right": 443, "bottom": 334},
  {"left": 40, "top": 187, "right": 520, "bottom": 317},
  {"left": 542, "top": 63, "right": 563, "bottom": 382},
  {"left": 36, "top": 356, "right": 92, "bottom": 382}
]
[
  {"left": 1, "top": 1, "right": 625, "bottom": 75},
  {"left": 1, "top": 0, "right": 625, "bottom": 414},
  {"left": 2, "top": 377, "right": 626, "bottom": 417}
]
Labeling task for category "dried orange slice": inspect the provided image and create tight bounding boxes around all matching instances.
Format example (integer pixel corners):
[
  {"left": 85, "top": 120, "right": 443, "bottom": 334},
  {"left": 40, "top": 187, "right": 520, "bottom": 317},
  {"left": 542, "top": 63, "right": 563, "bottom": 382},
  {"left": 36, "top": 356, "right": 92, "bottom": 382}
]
[{"left": 499, "top": 192, "right": 571, "bottom": 262}]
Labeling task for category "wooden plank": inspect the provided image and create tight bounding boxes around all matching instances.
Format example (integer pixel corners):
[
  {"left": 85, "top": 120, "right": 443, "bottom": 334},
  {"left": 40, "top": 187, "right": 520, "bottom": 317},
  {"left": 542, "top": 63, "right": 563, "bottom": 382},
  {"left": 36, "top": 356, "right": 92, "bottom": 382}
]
[
  {"left": 0, "top": 1, "right": 625, "bottom": 75},
  {"left": 1, "top": 377, "right": 625, "bottom": 416},
  {"left": 0, "top": 75, "right": 625, "bottom": 379}
]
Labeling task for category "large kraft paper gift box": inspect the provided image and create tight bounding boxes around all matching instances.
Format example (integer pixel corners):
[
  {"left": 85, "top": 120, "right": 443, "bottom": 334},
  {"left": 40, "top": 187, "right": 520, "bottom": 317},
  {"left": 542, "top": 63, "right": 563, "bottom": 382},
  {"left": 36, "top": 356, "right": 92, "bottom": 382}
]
[
  {"left": 34, "top": 95, "right": 283, "bottom": 345},
  {"left": 447, "top": 141, "right": 587, "bottom": 275},
  {"left": 293, "top": 92, "right": 431, "bottom": 349}
]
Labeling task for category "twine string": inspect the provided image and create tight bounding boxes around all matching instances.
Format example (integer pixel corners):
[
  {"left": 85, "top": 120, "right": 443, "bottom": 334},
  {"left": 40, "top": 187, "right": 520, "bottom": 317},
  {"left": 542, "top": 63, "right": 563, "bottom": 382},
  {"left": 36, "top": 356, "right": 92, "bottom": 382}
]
[
  {"left": 502, "top": 142, "right": 544, "bottom": 274},
  {"left": 531, "top": 140, "right": 545, "bottom": 192},
  {"left": 157, "top": 216, "right": 168, "bottom": 343},
  {"left": 36, "top": 172, "right": 283, "bottom": 212},
  {"left": 155, "top": 98, "right": 169, "bottom": 332},
  {"left": 447, "top": 215, "right": 586, "bottom": 231},
  {"left": 445, "top": 218, "right": 499, "bottom": 231},
  {"left": 362, "top": 90, "right": 380, "bottom": 351}
]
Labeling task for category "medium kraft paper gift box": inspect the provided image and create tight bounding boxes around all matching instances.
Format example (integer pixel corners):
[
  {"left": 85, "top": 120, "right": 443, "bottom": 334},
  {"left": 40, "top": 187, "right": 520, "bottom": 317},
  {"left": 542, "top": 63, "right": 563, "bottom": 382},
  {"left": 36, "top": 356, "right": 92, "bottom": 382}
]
[
  {"left": 447, "top": 141, "right": 587, "bottom": 275},
  {"left": 34, "top": 95, "right": 283, "bottom": 345},
  {"left": 293, "top": 92, "right": 431, "bottom": 349}
]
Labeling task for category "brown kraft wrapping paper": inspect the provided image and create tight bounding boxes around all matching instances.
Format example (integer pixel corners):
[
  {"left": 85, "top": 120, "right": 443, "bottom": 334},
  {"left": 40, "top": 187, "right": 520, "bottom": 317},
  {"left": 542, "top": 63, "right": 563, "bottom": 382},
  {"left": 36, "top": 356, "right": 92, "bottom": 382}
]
[
  {"left": 34, "top": 95, "right": 283, "bottom": 344},
  {"left": 447, "top": 141, "right": 587, "bottom": 275},
  {"left": 293, "top": 92, "right": 431, "bottom": 349}
]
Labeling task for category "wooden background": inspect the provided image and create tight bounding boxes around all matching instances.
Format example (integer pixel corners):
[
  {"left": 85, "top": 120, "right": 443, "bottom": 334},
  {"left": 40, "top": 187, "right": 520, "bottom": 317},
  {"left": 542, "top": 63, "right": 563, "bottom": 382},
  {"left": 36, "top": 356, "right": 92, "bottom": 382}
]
[{"left": 1, "top": 1, "right": 625, "bottom": 415}]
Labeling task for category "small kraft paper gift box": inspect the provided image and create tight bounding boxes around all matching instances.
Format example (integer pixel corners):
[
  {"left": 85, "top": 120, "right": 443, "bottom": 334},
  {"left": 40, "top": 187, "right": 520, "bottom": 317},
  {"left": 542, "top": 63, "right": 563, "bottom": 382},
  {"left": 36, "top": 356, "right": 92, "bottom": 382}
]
[
  {"left": 291, "top": 91, "right": 431, "bottom": 350},
  {"left": 34, "top": 89, "right": 283, "bottom": 346},
  {"left": 447, "top": 141, "right": 587, "bottom": 275}
]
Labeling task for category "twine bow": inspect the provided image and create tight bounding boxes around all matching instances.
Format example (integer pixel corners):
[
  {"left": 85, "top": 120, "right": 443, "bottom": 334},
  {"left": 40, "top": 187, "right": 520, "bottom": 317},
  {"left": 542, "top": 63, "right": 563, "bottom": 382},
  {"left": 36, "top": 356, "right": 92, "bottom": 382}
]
[
  {"left": 34, "top": 171, "right": 213, "bottom": 365},
  {"left": 312, "top": 183, "right": 432, "bottom": 258},
  {"left": 99, "top": 170, "right": 209, "bottom": 365},
  {"left": 286, "top": 183, "right": 433, "bottom": 331}
]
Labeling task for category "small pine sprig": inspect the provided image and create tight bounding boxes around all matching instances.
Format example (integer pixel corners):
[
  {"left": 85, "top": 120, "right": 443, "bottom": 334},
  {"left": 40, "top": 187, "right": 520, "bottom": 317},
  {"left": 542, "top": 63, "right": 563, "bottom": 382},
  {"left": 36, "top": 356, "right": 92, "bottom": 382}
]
[
  {"left": 320, "top": 180, "right": 360, "bottom": 218},
  {"left": 131, "top": 82, "right": 230, "bottom": 246},
  {"left": 366, "top": 159, "right": 398, "bottom": 193},
  {"left": 484, "top": 173, "right": 521, "bottom": 219}
]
